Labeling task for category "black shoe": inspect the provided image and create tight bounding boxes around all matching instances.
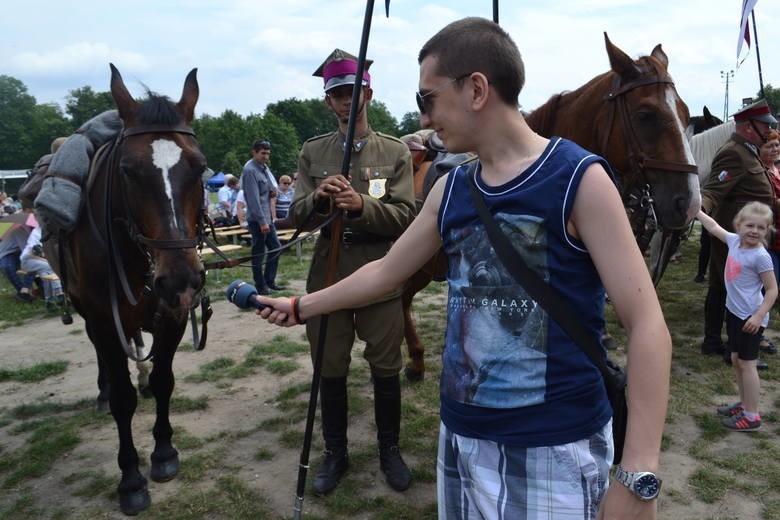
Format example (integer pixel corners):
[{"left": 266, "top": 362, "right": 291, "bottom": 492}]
[
  {"left": 267, "top": 283, "right": 285, "bottom": 291},
  {"left": 694, "top": 273, "right": 706, "bottom": 283},
  {"left": 313, "top": 448, "right": 348, "bottom": 496},
  {"left": 701, "top": 342, "right": 726, "bottom": 356},
  {"left": 15, "top": 292, "right": 32, "bottom": 302},
  {"left": 758, "top": 358, "right": 769, "bottom": 370},
  {"left": 255, "top": 286, "right": 270, "bottom": 296},
  {"left": 379, "top": 446, "right": 411, "bottom": 492},
  {"left": 759, "top": 337, "right": 777, "bottom": 355}
]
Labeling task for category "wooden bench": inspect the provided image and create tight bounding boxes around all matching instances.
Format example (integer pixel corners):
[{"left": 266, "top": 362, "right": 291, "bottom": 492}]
[
  {"left": 199, "top": 244, "right": 243, "bottom": 256},
  {"left": 17, "top": 270, "right": 60, "bottom": 282},
  {"left": 214, "top": 228, "right": 251, "bottom": 244}
]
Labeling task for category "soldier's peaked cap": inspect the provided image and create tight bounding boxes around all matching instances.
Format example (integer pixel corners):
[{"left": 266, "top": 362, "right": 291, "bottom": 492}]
[
  {"left": 733, "top": 99, "right": 777, "bottom": 124},
  {"left": 313, "top": 48, "right": 373, "bottom": 92}
]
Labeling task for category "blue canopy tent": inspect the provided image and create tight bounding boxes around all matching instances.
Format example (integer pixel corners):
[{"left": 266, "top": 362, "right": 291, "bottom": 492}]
[{"left": 206, "top": 171, "right": 226, "bottom": 192}]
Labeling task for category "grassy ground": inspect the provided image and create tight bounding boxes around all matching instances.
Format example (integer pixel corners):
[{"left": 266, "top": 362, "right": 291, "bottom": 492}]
[{"left": 2, "top": 226, "right": 780, "bottom": 518}]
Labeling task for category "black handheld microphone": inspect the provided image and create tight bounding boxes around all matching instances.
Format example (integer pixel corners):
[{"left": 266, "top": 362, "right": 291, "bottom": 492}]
[{"left": 226, "top": 280, "right": 266, "bottom": 310}]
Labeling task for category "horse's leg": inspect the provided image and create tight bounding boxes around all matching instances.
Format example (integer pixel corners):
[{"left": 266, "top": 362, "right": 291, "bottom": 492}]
[
  {"left": 402, "top": 268, "right": 434, "bottom": 383},
  {"left": 85, "top": 322, "right": 112, "bottom": 413},
  {"left": 147, "top": 320, "right": 185, "bottom": 483},
  {"left": 95, "top": 331, "right": 150, "bottom": 515},
  {"left": 132, "top": 330, "right": 153, "bottom": 398}
]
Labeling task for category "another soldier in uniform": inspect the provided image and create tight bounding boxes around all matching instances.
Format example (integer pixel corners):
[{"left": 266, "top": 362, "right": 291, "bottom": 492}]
[
  {"left": 291, "top": 49, "right": 416, "bottom": 495},
  {"left": 700, "top": 99, "right": 778, "bottom": 363}
]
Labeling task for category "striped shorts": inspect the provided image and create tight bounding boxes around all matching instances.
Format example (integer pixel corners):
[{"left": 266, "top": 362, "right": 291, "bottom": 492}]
[{"left": 437, "top": 420, "right": 613, "bottom": 519}]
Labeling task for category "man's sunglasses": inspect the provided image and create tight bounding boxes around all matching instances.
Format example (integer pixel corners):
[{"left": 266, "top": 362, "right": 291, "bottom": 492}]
[{"left": 415, "top": 72, "right": 472, "bottom": 115}]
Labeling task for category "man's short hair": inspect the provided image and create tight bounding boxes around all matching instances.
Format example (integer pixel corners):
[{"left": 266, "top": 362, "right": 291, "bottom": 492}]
[
  {"left": 418, "top": 17, "right": 524, "bottom": 107},
  {"left": 252, "top": 139, "right": 271, "bottom": 151}
]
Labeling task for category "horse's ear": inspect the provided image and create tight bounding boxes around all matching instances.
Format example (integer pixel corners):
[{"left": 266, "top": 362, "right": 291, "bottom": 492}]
[
  {"left": 604, "top": 32, "right": 641, "bottom": 80},
  {"left": 650, "top": 43, "right": 668, "bottom": 68},
  {"left": 109, "top": 63, "right": 138, "bottom": 123},
  {"left": 178, "top": 68, "right": 199, "bottom": 123}
]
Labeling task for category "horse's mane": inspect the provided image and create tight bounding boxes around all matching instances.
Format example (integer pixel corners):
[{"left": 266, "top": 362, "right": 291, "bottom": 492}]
[
  {"left": 134, "top": 88, "right": 182, "bottom": 126},
  {"left": 690, "top": 120, "right": 735, "bottom": 179}
]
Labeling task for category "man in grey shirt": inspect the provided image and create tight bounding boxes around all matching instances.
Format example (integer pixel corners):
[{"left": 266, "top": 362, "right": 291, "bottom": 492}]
[{"left": 241, "top": 139, "right": 282, "bottom": 294}]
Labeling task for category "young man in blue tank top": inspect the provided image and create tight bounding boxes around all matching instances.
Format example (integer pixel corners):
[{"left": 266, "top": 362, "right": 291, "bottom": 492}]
[{"left": 256, "top": 17, "right": 670, "bottom": 520}]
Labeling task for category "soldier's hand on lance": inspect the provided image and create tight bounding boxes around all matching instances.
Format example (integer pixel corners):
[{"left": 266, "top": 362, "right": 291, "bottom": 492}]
[
  {"left": 313, "top": 174, "right": 351, "bottom": 201},
  {"left": 255, "top": 295, "right": 300, "bottom": 327}
]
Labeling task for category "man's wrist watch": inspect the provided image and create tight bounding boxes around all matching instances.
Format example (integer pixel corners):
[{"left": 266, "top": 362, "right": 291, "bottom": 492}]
[{"left": 613, "top": 465, "right": 662, "bottom": 501}]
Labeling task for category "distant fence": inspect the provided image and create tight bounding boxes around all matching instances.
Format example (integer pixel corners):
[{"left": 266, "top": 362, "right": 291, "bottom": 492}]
[{"left": 0, "top": 170, "right": 29, "bottom": 196}]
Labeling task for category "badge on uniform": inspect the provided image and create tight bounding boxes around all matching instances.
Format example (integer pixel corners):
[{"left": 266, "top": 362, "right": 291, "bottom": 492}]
[
  {"left": 717, "top": 170, "right": 731, "bottom": 182},
  {"left": 368, "top": 178, "right": 387, "bottom": 198}
]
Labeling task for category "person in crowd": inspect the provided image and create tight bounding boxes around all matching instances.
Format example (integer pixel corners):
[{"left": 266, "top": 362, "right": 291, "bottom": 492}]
[
  {"left": 0, "top": 192, "right": 19, "bottom": 215},
  {"left": 273, "top": 174, "right": 295, "bottom": 230},
  {"left": 758, "top": 130, "right": 780, "bottom": 354},
  {"left": 698, "top": 203, "right": 776, "bottom": 431},
  {"left": 286, "top": 48, "right": 416, "bottom": 496},
  {"left": 217, "top": 174, "right": 240, "bottom": 225},
  {"left": 241, "top": 139, "right": 283, "bottom": 294},
  {"left": 700, "top": 99, "right": 777, "bottom": 370},
  {"left": 256, "top": 19, "right": 669, "bottom": 519},
  {"left": 0, "top": 224, "right": 35, "bottom": 301},
  {"left": 20, "top": 214, "right": 63, "bottom": 307}
]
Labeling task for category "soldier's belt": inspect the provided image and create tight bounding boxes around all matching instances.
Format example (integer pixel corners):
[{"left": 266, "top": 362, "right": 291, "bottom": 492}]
[{"left": 321, "top": 226, "right": 395, "bottom": 244}]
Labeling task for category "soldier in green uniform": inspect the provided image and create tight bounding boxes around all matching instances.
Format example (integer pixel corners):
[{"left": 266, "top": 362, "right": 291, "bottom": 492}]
[
  {"left": 700, "top": 99, "right": 778, "bottom": 361},
  {"left": 290, "top": 49, "right": 416, "bottom": 495}
]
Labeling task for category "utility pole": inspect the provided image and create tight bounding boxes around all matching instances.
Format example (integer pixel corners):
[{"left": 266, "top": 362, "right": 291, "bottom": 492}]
[{"left": 721, "top": 69, "right": 734, "bottom": 120}]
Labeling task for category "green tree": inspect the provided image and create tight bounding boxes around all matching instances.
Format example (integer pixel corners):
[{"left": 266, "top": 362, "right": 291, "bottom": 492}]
[
  {"left": 266, "top": 97, "right": 333, "bottom": 143},
  {"left": 761, "top": 84, "right": 779, "bottom": 115},
  {"left": 65, "top": 86, "right": 115, "bottom": 127},
  {"left": 0, "top": 75, "right": 38, "bottom": 168},
  {"left": 397, "top": 111, "right": 422, "bottom": 135},
  {"left": 29, "top": 103, "right": 73, "bottom": 159},
  {"left": 366, "top": 100, "right": 399, "bottom": 136}
]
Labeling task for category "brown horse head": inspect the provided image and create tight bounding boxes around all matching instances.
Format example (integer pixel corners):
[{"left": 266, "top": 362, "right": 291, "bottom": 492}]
[
  {"left": 110, "top": 64, "right": 206, "bottom": 309},
  {"left": 526, "top": 34, "right": 699, "bottom": 230}
]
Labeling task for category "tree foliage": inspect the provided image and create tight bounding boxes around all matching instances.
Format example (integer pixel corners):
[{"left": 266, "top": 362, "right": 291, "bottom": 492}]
[
  {"left": 65, "top": 86, "right": 115, "bottom": 128},
  {"left": 760, "top": 84, "right": 779, "bottom": 116},
  {"left": 1, "top": 75, "right": 414, "bottom": 174}
]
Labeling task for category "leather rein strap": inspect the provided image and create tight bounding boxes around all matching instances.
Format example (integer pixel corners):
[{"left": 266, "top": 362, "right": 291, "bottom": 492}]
[
  {"left": 601, "top": 74, "right": 698, "bottom": 185},
  {"left": 92, "top": 123, "right": 207, "bottom": 361}
]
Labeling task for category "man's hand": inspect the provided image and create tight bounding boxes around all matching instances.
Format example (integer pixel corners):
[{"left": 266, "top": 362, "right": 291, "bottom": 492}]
[
  {"left": 260, "top": 224, "right": 270, "bottom": 234},
  {"left": 596, "top": 482, "right": 657, "bottom": 519}
]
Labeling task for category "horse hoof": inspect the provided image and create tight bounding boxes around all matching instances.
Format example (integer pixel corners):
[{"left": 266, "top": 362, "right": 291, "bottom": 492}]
[
  {"left": 119, "top": 487, "right": 150, "bottom": 515},
  {"left": 404, "top": 366, "right": 424, "bottom": 383},
  {"left": 150, "top": 455, "right": 179, "bottom": 482},
  {"left": 95, "top": 399, "right": 110, "bottom": 414},
  {"left": 61, "top": 313, "right": 73, "bottom": 325}
]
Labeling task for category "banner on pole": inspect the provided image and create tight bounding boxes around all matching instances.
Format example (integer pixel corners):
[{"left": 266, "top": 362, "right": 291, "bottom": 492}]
[{"left": 736, "top": 0, "right": 757, "bottom": 63}]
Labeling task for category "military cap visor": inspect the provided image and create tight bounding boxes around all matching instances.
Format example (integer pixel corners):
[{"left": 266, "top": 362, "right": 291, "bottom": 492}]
[{"left": 733, "top": 99, "right": 778, "bottom": 124}]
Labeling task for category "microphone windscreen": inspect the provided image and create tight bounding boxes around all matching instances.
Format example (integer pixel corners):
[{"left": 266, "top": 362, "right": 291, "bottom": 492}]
[{"left": 226, "top": 280, "right": 262, "bottom": 309}]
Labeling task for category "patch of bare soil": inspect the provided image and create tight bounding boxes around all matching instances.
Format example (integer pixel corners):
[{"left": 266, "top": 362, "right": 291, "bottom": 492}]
[{"left": 0, "top": 288, "right": 777, "bottom": 519}]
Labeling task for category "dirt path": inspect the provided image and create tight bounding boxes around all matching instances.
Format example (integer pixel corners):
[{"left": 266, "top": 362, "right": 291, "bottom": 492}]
[{"left": 0, "top": 291, "right": 775, "bottom": 518}]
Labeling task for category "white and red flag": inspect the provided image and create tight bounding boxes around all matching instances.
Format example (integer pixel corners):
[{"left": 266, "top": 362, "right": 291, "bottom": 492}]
[{"left": 737, "top": 0, "right": 758, "bottom": 60}]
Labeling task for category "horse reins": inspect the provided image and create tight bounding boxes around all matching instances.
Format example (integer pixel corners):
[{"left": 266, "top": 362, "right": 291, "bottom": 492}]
[
  {"left": 600, "top": 73, "right": 698, "bottom": 264},
  {"left": 83, "top": 123, "right": 211, "bottom": 361}
]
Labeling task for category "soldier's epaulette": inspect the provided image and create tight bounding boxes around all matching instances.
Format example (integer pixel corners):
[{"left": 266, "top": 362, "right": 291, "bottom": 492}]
[
  {"left": 374, "top": 131, "right": 405, "bottom": 144},
  {"left": 305, "top": 132, "right": 336, "bottom": 144}
]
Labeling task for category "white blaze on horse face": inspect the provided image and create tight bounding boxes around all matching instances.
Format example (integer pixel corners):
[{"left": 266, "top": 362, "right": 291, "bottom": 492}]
[
  {"left": 665, "top": 89, "right": 701, "bottom": 222},
  {"left": 151, "top": 139, "right": 183, "bottom": 227}
]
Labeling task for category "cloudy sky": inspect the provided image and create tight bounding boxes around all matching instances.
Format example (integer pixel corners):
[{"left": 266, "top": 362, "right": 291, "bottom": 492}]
[{"left": 2, "top": 1, "right": 778, "bottom": 123}]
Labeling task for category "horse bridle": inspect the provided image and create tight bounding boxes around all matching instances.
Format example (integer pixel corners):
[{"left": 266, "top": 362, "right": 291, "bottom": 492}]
[
  {"left": 600, "top": 74, "right": 699, "bottom": 270},
  {"left": 85, "top": 122, "right": 211, "bottom": 361}
]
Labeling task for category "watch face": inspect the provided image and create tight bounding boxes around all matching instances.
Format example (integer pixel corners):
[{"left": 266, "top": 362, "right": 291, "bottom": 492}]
[{"left": 634, "top": 474, "right": 660, "bottom": 499}]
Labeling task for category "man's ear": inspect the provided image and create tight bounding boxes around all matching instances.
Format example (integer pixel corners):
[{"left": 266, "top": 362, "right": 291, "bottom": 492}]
[
  {"left": 364, "top": 87, "right": 374, "bottom": 103},
  {"left": 471, "top": 72, "right": 490, "bottom": 110}
]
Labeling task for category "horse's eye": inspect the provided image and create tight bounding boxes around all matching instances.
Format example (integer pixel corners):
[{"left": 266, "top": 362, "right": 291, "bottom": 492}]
[{"left": 634, "top": 110, "right": 656, "bottom": 123}]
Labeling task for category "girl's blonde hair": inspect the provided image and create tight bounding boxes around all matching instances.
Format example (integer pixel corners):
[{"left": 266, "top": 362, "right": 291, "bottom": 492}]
[{"left": 733, "top": 201, "right": 775, "bottom": 245}]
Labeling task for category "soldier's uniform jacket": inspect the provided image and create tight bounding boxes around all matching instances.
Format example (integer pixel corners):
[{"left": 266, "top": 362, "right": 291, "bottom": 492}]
[
  {"left": 700, "top": 132, "right": 773, "bottom": 231},
  {"left": 292, "top": 129, "right": 415, "bottom": 301}
]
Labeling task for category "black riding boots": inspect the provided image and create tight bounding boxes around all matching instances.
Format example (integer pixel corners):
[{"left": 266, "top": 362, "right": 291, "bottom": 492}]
[
  {"left": 373, "top": 374, "right": 412, "bottom": 492},
  {"left": 701, "top": 284, "right": 727, "bottom": 355},
  {"left": 313, "top": 377, "right": 349, "bottom": 496}
]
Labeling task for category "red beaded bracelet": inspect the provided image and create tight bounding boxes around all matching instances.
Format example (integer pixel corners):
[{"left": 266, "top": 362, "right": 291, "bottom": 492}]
[{"left": 291, "top": 296, "right": 305, "bottom": 325}]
